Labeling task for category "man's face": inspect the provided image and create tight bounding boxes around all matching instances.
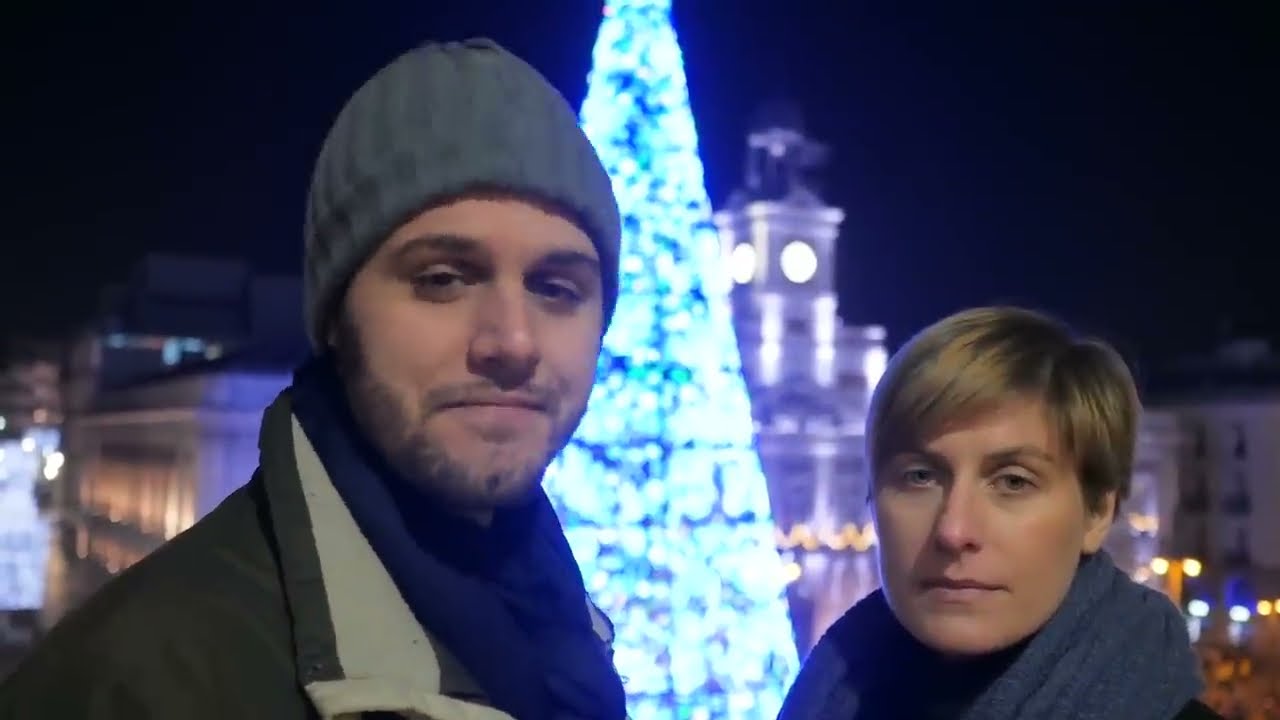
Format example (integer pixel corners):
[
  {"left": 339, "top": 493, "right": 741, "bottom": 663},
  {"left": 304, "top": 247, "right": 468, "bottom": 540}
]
[
  {"left": 871, "top": 396, "right": 1114, "bottom": 656},
  {"left": 333, "top": 196, "right": 604, "bottom": 521}
]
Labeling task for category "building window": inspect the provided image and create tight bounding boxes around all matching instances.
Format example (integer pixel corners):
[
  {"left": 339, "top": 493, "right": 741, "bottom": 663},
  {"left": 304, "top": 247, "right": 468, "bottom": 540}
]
[
  {"left": 805, "top": 415, "right": 837, "bottom": 435},
  {"left": 1222, "top": 473, "right": 1251, "bottom": 516},
  {"left": 1194, "top": 530, "right": 1210, "bottom": 562},
  {"left": 836, "top": 458, "right": 869, "bottom": 503},
  {"left": 835, "top": 457, "right": 865, "bottom": 478},
  {"left": 784, "top": 483, "right": 815, "bottom": 522},
  {"left": 1179, "top": 473, "right": 1209, "bottom": 513},
  {"left": 1231, "top": 424, "right": 1247, "bottom": 460},
  {"left": 1226, "top": 528, "right": 1252, "bottom": 568},
  {"left": 836, "top": 372, "right": 864, "bottom": 390}
]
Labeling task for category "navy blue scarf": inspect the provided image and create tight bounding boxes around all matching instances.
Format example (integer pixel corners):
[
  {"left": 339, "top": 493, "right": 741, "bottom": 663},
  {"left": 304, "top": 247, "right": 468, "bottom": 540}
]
[
  {"left": 778, "top": 551, "right": 1204, "bottom": 720},
  {"left": 289, "top": 357, "right": 627, "bottom": 720}
]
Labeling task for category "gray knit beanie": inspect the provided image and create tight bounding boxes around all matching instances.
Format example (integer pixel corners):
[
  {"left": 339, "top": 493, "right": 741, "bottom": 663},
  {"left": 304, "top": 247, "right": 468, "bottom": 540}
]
[{"left": 303, "top": 38, "right": 621, "bottom": 349}]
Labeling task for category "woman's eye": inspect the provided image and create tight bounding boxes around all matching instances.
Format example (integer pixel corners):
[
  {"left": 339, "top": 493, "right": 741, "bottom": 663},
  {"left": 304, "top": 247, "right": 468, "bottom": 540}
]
[
  {"left": 996, "top": 474, "right": 1035, "bottom": 493},
  {"left": 902, "top": 468, "right": 934, "bottom": 486},
  {"left": 415, "top": 270, "right": 463, "bottom": 287}
]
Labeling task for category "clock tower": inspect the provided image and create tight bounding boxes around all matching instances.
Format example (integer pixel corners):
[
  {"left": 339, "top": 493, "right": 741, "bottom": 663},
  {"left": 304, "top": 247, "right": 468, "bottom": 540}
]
[{"left": 714, "top": 103, "right": 888, "bottom": 655}]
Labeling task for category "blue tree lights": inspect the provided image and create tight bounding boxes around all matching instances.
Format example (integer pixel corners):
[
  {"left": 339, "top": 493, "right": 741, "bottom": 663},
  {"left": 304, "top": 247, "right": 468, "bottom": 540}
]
[{"left": 543, "top": 0, "right": 799, "bottom": 717}]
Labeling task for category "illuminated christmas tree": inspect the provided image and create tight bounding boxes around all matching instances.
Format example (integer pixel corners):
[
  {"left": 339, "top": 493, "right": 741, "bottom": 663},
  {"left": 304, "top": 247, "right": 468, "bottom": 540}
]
[{"left": 543, "top": 1, "right": 799, "bottom": 717}]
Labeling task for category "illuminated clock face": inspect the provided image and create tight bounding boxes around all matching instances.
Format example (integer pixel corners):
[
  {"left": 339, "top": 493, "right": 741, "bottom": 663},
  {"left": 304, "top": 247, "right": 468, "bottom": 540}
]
[
  {"left": 779, "top": 240, "right": 818, "bottom": 283},
  {"left": 730, "top": 243, "right": 757, "bottom": 284}
]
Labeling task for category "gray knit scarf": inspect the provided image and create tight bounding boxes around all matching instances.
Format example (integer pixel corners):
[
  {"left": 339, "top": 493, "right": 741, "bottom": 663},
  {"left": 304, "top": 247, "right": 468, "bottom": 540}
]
[{"left": 777, "top": 551, "right": 1203, "bottom": 720}]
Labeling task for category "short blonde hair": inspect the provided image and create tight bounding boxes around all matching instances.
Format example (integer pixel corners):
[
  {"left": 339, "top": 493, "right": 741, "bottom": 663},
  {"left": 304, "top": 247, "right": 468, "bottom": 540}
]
[{"left": 866, "top": 306, "right": 1139, "bottom": 512}]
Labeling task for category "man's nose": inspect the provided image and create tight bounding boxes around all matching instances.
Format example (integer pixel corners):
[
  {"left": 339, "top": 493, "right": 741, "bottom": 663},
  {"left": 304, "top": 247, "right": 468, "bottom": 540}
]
[{"left": 467, "top": 286, "right": 539, "bottom": 388}]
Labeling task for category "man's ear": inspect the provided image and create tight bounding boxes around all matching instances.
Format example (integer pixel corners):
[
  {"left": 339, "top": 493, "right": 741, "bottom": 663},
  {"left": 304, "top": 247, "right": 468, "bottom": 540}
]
[
  {"left": 1082, "top": 490, "right": 1117, "bottom": 554},
  {"left": 325, "top": 298, "right": 348, "bottom": 351}
]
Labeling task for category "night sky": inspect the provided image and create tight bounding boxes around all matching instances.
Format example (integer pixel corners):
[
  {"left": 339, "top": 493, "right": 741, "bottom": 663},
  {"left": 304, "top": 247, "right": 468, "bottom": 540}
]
[{"left": 7, "top": 2, "right": 1276, "bottom": 368}]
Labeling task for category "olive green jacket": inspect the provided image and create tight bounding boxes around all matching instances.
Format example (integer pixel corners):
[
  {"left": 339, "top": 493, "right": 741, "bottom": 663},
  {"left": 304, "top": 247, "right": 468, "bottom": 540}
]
[{"left": 0, "top": 390, "right": 617, "bottom": 719}]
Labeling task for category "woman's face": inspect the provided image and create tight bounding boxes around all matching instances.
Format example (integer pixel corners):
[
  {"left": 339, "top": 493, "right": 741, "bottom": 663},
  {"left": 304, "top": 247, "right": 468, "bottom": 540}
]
[{"left": 871, "top": 396, "right": 1114, "bottom": 656}]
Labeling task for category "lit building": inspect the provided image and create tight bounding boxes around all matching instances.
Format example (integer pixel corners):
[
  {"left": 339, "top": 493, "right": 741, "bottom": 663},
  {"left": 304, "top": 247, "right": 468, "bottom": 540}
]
[
  {"left": 62, "top": 255, "right": 301, "bottom": 425},
  {"left": 0, "top": 349, "right": 64, "bottom": 642},
  {"left": 713, "top": 105, "right": 888, "bottom": 655},
  {"left": 49, "top": 255, "right": 304, "bottom": 627},
  {"left": 1151, "top": 339, "right": 1280, "bottom": 616},
  {"left": 1115, "top": 408, "right": 1185, "bottom": 582},
  {"left": 0, "top": 352, "right": 65, "bottom": 509},
  {"left": 711, "top": 106, "right": 1191, "bottom": 656},
  {"left": 1146, "top": 339, "right": 1280, "bottom": 710},
  {"left": 65, "top": 357, "right": 291, "bottom": 607}
]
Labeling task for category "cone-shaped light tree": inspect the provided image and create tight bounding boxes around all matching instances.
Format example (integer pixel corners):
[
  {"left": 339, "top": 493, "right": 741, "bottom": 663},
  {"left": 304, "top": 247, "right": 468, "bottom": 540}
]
[{"left": 544, "top": 1, "right": 799, "bottom": 717}]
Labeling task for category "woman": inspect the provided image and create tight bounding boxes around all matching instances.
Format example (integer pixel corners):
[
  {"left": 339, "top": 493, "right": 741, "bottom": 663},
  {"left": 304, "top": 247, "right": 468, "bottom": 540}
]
[{"left": 778, "top": 306, "right": 1221, "bottom": 720}]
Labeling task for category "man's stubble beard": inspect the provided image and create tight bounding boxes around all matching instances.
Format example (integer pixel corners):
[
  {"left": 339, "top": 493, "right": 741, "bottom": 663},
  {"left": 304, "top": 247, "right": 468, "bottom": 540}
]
[{"left": 331, "top": 315, "right": 585, "bottom": 515}]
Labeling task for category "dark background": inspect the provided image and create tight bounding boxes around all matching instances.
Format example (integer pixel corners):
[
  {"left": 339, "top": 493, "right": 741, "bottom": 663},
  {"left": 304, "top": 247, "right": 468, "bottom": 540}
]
[{"left": 6, "top": 2, "right": 1276, "bottom": 364}]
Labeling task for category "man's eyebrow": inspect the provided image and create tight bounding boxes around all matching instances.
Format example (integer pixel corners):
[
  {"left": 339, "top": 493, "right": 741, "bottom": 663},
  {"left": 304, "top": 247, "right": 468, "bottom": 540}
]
[
  {"left": 390, "top": 234, "right": 482, "bottom": 262},
  {"left": 537, "top": 249, "right": 600, "bottom": 272},
  {"left": 388, "top": 235, "right": 600, "bottom": 276}
]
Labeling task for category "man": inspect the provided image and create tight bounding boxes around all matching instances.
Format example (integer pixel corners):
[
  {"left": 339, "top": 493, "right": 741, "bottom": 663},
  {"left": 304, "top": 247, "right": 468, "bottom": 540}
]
[{"left": 0, "top": 38, "right": 628, "bottom": 720}]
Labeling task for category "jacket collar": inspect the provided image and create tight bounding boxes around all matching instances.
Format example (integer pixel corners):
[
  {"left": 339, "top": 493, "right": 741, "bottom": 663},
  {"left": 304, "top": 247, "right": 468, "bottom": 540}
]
[
  {"left": 255, "top": 390, "right": 516, "bottom": 719},
  {"left": 255, "top": 390, "right": 617, "bottom": 719}
]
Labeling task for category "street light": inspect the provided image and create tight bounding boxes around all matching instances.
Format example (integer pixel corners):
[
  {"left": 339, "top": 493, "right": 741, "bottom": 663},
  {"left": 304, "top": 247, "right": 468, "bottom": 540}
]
[{"left": 1151, "top": 556, "right": 1202, "bottom": 609}]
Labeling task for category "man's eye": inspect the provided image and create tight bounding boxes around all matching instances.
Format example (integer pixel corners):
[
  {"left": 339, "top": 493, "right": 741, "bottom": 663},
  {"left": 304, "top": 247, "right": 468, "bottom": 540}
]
[
  {"left": 410, "top": 267, "right": 470, "bottom": 300},
  {"left": 530, "top": 277, "right": 583, "bottom": 304}
]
